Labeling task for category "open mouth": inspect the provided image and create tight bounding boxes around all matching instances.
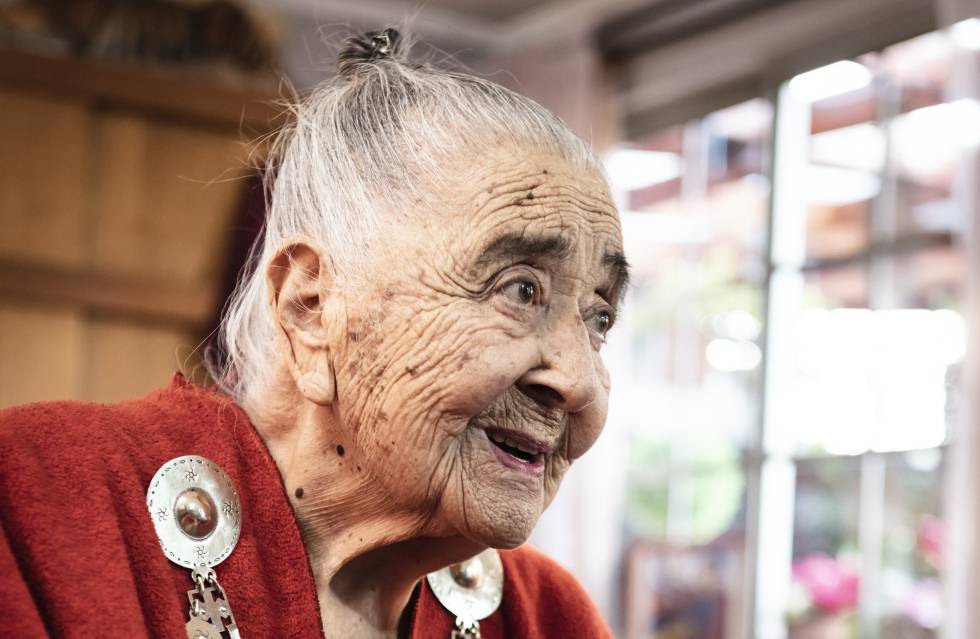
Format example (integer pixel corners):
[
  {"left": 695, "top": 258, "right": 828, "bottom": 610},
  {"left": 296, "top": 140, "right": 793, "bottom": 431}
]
[{"left": 485, "top": 428, "right": 547, "bottom": 477}]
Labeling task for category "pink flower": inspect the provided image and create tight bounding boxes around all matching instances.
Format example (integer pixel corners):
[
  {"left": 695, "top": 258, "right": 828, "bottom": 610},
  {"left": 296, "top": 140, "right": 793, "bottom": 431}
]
[
  {"left": 792, "top": 554, "right": 860, "bottom": 614},
  {"left": 918, "top": 516, "right": 944, "bottom": 570}
]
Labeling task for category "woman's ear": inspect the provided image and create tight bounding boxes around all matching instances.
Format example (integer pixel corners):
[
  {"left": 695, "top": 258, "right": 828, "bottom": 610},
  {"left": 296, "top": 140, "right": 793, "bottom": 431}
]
[{"left": 267, "top": 241, "right": 336, "bottom": 405}]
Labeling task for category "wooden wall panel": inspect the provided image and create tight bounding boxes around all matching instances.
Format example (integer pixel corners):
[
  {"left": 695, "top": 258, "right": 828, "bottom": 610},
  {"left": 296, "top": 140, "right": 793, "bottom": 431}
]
[
  {"left": 0, "top": 303, "right": 83, "bottom": 408},
  {"left": 0, "top": 90, "right": 88, "bottom": 269},
  {"left": 89, "top": 114, "right": 148, "bottom": 277},
  {"left": 84, "top": 318, "right": 197, "bottom": 403},
  {"left": 0, "top": 49, "right": 270, "bottom": 413},
  {"left": 148, "top": 122, "right": 249, "bottom": 284},
  {"left": 91, "top": 113, "right": 248, "bottom": 284}
]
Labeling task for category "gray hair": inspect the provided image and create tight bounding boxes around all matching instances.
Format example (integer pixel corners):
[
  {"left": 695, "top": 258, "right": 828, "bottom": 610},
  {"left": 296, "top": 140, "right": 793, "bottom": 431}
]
[{"left": 210, "top": 28, "right": 603, "bottom": 406}]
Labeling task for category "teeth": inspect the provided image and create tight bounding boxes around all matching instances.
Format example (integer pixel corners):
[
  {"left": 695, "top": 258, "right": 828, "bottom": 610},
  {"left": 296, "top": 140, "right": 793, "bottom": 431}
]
[
  {"left": 513, "top": 440, "right": 536, "bottom": 454},
  {"left": 488, "top": 432, "right": 539, "bottom": 455}
]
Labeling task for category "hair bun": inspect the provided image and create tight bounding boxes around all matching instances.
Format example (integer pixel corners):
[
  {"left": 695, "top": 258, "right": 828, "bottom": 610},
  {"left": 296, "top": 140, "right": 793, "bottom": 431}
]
[{"left": 338, "top": 28, "right": 406, "bottom": 77}]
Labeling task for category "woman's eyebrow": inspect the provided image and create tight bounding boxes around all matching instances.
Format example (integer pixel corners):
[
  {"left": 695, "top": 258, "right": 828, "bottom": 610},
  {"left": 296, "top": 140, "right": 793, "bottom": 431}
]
[
  {"left": 601, "top": 250, "right": 631, "bottom": 305},
  {"left": 474, "top": 232, "right": 573, "bottom": 267}
]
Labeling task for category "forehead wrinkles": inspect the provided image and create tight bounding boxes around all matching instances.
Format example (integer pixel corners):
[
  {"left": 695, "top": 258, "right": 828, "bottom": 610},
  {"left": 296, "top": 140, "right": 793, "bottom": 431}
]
[
  {"left": 456, "top": 171, "right": 620, "bottom": 264},
  {"left": 477, "top": 172, "right": 613, "bottom": 224}
]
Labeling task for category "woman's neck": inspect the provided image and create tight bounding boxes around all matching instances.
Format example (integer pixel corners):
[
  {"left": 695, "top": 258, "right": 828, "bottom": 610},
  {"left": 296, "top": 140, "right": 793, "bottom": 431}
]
[{"left": 247, "top": 396, "right": 483, "bottom": 636}]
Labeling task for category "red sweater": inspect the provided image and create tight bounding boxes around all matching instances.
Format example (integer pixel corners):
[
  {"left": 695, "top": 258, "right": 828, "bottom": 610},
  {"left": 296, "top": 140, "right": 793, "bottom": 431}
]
[{"left": 0, "top": 375, "right": 611, "bottom": 638}]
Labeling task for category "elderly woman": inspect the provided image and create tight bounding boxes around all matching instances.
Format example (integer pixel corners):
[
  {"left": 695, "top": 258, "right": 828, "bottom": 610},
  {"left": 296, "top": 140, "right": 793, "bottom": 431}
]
[{"left": 1, "top": 29, "right": 628, "bottom": 638}]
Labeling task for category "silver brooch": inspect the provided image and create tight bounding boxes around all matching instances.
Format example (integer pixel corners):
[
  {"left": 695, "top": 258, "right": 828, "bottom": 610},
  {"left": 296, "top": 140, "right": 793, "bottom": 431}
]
[
  {"left": 147, "top": 455, "right": 243, "bottom": 639},
  {"left": 427, "top": 549, "right": 503, "bottom": 639}
]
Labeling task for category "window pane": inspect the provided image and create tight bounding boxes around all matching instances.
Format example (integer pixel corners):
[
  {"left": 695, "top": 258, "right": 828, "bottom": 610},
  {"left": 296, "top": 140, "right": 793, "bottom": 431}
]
[
  {"left": 891, "top": 245, "right": 964, "bottom": 311},
  {"left": 800, "top": 72, "right": 878, "bottom": 262},
  {"left": 789, "top": 457, "right": 862, "bottom": 639},
  {"left": 769, "top": 26, "right": 966, "bottom": 639},
  {"left": 869, "top": 31, "right": 959, "bottom": 240},
  {"left": 770, "top": 265, "right": 870, "bottom": 456},
  {"left": 782, "top": 30, "right": 963, "bottom": 264},
  {"left": 611, "top": 99, "right": 771, "bottom": 638},
  {"left": 879, "top": 450, "right": 945, "bottom": 638},
  {"left": 806, "top": 117, "right": 876, "bottom": 261}
]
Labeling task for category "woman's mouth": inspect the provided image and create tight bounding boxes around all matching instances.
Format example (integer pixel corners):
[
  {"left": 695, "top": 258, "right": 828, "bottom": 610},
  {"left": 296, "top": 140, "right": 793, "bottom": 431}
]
[{"left": 485, "top": 428, "right": 546, "bottom": 478}]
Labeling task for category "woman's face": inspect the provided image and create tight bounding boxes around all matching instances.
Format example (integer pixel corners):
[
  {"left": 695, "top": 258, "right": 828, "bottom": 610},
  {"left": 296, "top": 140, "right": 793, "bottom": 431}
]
[{"left": 332, "top": 149, "right": 627, "bottom": 548}]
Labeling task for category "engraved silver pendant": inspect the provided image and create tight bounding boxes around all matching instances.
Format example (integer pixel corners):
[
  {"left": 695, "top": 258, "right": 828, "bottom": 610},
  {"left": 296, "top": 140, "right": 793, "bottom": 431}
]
[
  {"left": 427, "top": 549, "right": 503, "bottom": 639},
  {"left": 147, "top": 455, "right": 243, "bottom": 639}
]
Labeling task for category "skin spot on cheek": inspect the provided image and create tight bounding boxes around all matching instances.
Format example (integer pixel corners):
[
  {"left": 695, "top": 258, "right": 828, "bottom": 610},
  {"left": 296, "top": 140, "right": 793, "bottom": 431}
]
[
  {"left": 348, "top": 331, "right": 361, "bottom": 342},
  {"left": 294, "top": 487, "right": 304, "bottom": 499},
  {"left": 456, "top": 352, "right": 475, "bottom": 372},
  {"left": 406, "top": 366, "right": 417, "bottom": 376},
  {"left": 336, "top": 444, "right": 345, "bottom": 457},
  {"left": 378, "top": 410, "right": 388, "bottom": 421}
]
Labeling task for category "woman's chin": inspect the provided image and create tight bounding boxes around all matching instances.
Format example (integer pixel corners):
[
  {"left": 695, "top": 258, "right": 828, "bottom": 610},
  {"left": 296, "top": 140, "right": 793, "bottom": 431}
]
[
  {"left": 486, "top": 532, "right": 529, "bottom": 550},
  {"left": 457, "top": 495, "right": 541, "bottom": 549},
  {"left": 467, "top": 525, "right": 532, "bottom": 550}
]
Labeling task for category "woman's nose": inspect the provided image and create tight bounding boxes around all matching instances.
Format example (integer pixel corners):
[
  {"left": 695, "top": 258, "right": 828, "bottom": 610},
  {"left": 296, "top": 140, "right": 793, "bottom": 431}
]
[{"left": 515, "top": 325, "right": 597, "bottom": 413}]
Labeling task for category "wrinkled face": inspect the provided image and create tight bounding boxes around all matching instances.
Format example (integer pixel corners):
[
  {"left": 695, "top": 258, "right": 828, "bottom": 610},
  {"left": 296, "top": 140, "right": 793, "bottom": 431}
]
[{"left": 334, "top": 148, "right": 627, "bottom": 547}]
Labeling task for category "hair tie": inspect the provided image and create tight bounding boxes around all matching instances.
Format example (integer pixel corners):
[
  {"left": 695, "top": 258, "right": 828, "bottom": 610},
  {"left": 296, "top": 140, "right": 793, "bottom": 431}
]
[
  {"left": 337, "top": 27, "right": 404, "bottom": 78},
  {"left": 370, "top": 30, "right": 394, "bottom": 57}
]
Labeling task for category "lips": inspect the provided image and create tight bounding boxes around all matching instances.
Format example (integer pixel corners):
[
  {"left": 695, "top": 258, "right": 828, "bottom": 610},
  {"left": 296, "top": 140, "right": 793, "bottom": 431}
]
[{"left": 484, "top": 428, "right": 549, "bottom": 478}]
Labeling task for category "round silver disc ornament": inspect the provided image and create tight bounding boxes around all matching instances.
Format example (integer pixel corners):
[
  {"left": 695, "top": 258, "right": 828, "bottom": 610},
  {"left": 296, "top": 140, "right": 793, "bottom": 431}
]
[
  {"left": 146, "top": 455, "right": 241, "bottom": 570},
  {"left": 427, "top": 549, "right": 503, "bottom": 623}
]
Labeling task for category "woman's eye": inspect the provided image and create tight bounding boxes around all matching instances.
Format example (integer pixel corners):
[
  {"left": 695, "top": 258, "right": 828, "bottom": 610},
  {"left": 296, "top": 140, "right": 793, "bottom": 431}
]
[
  {"left": 500, "top": 280, "right": 536, "bottom": 305},
  {"left": 590, "top": 310, "right": 613, "bottom": 337}
]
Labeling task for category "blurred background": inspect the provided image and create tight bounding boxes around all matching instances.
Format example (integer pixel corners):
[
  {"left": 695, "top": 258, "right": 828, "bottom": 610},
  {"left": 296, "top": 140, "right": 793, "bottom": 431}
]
[{"left": 2, "top": 1, "right": 980, "bottom": 637}]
